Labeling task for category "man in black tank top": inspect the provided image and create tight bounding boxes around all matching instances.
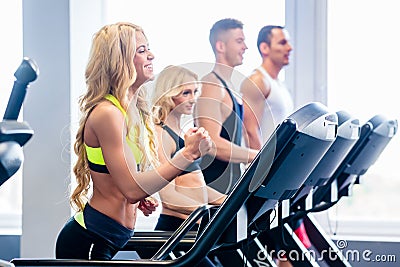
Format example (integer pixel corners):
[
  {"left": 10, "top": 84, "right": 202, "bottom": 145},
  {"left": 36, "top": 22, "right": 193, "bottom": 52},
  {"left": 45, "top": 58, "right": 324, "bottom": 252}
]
[{"left": 194, "top": 18, "right": 258, "bottom": 194}]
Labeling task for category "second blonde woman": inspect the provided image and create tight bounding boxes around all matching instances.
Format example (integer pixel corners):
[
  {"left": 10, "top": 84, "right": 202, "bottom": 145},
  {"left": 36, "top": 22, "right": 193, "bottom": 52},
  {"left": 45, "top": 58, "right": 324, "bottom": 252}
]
[{"left": 152, "top": 65, "right": 226, "bottom": 232}]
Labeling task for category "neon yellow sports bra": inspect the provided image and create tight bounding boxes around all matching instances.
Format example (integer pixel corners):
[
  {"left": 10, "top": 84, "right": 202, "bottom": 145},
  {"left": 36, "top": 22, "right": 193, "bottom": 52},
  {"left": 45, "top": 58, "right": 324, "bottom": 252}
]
[{"left": 85, "top": 94, "right": 142, "bottom": 174}]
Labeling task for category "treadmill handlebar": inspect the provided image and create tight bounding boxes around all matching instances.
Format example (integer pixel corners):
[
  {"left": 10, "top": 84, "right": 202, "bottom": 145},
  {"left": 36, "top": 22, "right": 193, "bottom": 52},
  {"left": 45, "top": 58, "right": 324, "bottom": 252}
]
[
  {"left": 3, "top": 57, "right": 39, "bottom": 120},
  {"left": 0, "top": 121, "right": 34, "bottom": 146}
]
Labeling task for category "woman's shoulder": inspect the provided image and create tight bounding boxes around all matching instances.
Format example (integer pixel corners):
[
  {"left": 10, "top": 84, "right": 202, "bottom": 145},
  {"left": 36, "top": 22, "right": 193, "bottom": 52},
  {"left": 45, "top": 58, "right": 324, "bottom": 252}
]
[
  {"left": 86, "top": 100, "right": 125, "bottom": 134},
  {"left": 90, "top": 100, "right": 124, "bottom": 121},
  {"left": 155, "top": 123, "right": 176, "bottom": 159},
  {"left": 154, "top": 123, "right": 164, "bottom": 136}
]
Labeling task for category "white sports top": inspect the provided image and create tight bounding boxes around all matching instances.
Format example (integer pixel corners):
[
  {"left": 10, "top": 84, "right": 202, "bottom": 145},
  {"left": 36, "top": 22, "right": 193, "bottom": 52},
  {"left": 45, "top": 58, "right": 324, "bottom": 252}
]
[{"left": 256, "top": 66, "right": 294, "bottom": 143}]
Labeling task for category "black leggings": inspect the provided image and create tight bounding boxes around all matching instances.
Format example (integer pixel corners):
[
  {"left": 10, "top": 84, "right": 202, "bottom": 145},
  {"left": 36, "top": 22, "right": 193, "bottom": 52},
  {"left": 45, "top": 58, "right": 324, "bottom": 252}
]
[
  {"left": 155, "top": 214, "right": 199, "bottom": 231},
  {"left": 55, "top": 218, "right": 119, "bottom": 260}
]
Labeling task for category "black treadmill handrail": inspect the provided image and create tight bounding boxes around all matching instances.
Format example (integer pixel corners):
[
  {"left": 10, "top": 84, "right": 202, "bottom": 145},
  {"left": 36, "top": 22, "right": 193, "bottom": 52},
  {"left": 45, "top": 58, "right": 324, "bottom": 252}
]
[
  {"left": 3, "top": 57, "right": 39, "bottom": 120},
  {"left": 150, "top": 205, "right": 209, "bottom": 260}
]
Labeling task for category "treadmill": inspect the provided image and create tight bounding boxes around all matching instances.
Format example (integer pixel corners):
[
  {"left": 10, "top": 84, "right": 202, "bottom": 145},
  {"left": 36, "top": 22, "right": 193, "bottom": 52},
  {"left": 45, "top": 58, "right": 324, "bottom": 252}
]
[
  {"left": 262, "top": 110, "right": 360, "bottom": 267},
  {"left": 271, "top": 112, "right": 397, "bottom": 267},
  {"left": 11, "top": 102, "right": 339, "bottom": 266}
]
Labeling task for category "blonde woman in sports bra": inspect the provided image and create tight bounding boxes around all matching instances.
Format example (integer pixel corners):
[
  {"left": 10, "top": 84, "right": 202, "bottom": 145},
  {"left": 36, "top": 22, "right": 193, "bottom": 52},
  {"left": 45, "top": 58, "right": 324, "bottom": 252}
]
[
  {"left": 151, "top": 65, "right": 226, "bottom": 232},
  {"left": 55, "top": 22, "right": 211, "bottom": 260}
]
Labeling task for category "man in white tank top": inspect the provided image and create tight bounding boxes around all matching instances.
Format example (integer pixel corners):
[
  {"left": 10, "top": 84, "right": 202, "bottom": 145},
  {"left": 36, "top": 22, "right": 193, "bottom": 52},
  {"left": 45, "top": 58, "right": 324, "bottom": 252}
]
[
  {"left": 241, "top": 26, "right": 312, "bottom": 267},
  {"left": 240, "top": 25, "right": 294, "bottom": 149}
]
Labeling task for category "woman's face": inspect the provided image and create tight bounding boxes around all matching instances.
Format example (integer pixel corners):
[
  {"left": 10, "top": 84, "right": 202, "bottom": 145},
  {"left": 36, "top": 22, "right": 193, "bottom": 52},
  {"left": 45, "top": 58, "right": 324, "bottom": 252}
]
[
  {"left": 133, "top": 31, "right": 155, "bottom": 86},
  {"left": 172, "top": 81, "right": 199, "bottom": 116}
]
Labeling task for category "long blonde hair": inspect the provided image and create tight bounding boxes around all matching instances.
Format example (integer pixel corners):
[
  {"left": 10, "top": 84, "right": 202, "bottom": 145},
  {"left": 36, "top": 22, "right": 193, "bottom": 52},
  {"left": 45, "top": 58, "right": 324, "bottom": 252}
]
[
  {"left": 71, "top": 22, "right": 158, "bottom": 212},
  {"left": 152, "top": 65, "right": 199, "bottom": 125}
]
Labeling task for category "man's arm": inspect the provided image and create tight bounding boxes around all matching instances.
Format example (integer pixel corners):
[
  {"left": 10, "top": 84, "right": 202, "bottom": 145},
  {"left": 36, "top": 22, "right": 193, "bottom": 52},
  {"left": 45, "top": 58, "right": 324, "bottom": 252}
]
[
  {"left": 240, "top": 73, "right": 268, "bottom": 150},
  {"left": 195, "top": 79, "right": 257, "bottom": 164}
]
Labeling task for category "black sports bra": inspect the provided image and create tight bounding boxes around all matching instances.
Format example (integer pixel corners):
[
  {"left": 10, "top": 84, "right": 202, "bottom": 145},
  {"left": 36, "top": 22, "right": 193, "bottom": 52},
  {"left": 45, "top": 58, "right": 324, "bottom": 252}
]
[{"left": 161, "top": 124, "right": 201, "bottom": 174}]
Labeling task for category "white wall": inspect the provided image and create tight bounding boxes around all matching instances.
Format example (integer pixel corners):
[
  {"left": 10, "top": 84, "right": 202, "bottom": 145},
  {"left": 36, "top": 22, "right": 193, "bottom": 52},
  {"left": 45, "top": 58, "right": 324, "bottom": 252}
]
[{"left": 20, "top": 0, "right": 104, "bottom": 257}]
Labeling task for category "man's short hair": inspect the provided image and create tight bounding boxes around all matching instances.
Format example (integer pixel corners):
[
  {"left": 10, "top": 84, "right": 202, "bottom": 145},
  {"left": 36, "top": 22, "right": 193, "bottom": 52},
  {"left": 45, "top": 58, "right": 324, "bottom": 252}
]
[
  {"left": 209, "top": 18, "right": 244, "bottom": 53},
  {"left": 257, "top": 25, "right": 284, "bottom": 54}
]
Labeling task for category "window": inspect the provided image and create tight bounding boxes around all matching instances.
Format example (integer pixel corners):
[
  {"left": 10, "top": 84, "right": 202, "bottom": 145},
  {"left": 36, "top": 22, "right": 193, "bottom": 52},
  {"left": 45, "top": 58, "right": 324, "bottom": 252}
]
[
  {"left": 325, "top": 0, "right": 400, "bottom": 237},
  {"left": 0, "top": 0, "right": 23, "bottom": 234},
  {"left": 103, "top": 0, "right": 285, "bottom": 83}
]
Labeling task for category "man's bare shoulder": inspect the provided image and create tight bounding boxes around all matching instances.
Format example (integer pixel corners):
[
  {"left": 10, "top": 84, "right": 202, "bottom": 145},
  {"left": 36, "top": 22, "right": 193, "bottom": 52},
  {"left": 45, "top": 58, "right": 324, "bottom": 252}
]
[
  {"left": 201, "top": 72, "right": 219, "bottom": 84},
  {"left": 200, "top": 72, "right": 224, "bottom": 99},
  {"left": 248, "top": 70, "right": 265, "bottom": 89},
  {"left": 241, "top": 69, "right": 267, "bottom": 98}
]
